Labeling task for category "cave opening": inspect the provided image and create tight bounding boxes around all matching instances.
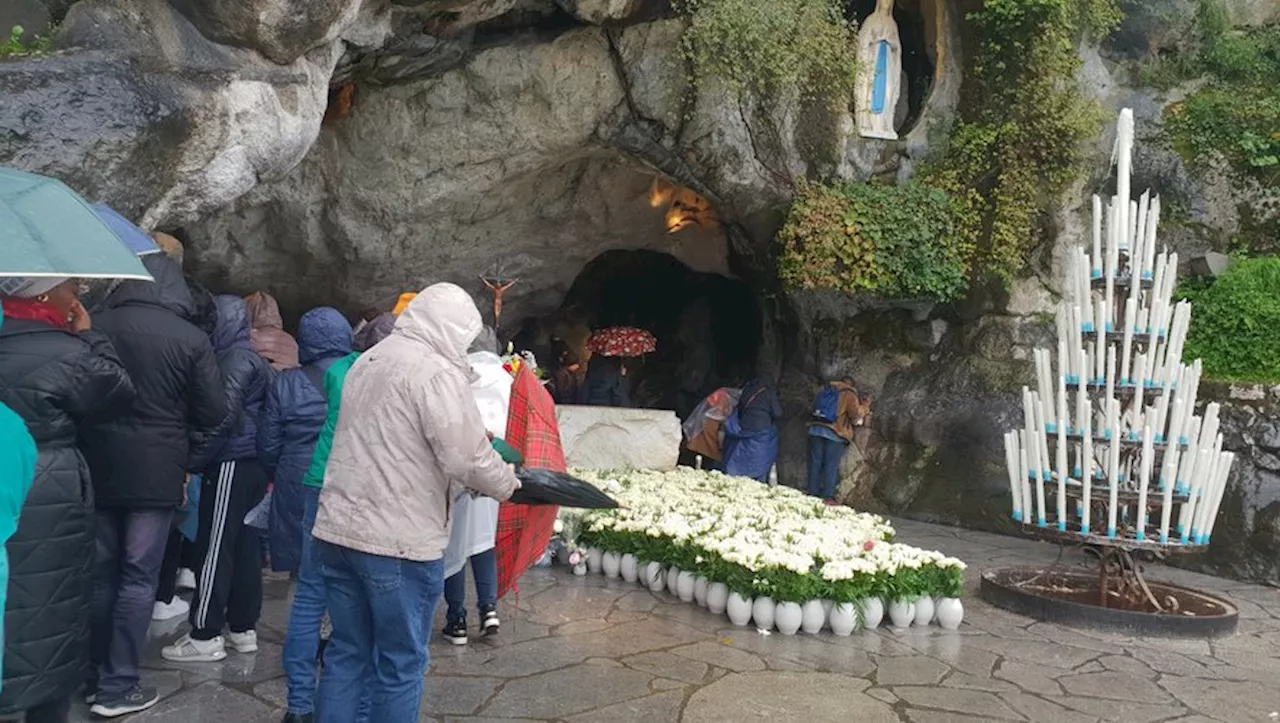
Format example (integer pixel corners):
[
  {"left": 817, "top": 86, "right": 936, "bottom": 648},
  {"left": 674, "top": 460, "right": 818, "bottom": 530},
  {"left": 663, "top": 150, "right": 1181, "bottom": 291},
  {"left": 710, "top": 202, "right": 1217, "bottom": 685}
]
[
  {"left": 847, "top": 0, "right": 936, "bottom": 136},
  {"left": 515, "top": 248, "right": 764, "bottom": 421}
]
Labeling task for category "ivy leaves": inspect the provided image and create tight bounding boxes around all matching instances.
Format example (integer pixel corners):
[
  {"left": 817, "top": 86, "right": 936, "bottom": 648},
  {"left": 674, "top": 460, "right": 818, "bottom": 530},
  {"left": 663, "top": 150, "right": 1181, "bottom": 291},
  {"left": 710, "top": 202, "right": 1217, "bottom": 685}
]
[
  {"left": 777, "top": 180, "right": 969, "bottom": 302},
  {"left": 1180, "top": 259, "right": 1280, "bottom": 382}
]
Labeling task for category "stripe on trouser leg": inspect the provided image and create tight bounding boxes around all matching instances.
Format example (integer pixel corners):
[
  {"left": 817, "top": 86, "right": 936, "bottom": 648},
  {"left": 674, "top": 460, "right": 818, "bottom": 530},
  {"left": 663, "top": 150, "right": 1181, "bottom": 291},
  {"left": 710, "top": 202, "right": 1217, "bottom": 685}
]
[{"left": 196, "top": 460, "right": 235, "bottom": 631}]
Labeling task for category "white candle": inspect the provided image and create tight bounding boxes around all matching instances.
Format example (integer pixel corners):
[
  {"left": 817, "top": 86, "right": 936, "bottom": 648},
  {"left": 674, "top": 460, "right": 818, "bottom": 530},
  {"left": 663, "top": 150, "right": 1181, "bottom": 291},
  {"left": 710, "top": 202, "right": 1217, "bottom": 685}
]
[
  {"left": 1058, "top": 373, "right": 1069, "bottom": 441},
  {"left": 1116, "top": 109, "right": 1134, "bottom": 252},
  {"left": 1105, "top": 345, "right": 1117, "bottom": 436},
  {"left": 1104, "top": 205, "right": 1116, "bottom": 331},
  {"left": 1018, "top": 430, "right": 1033, "bottom": 524},
  {"left": 1128, "top": 200, "right": 1141, "bottom": 283},
  {"left": 1135, "top": 191, "right": 1150, "bottom": 278},
  {"left": 1107, "top": 398, "right": 1121, "bottom": 537},
  {"left": 1005, "top": 431, "right": 1024, "bottom": 522},
  {"left": 1131, "top": 353, "right": 1148, "bottom": 437},
  {"left": 1179, "top": 448, "right": 1208, "bottom": 543},
  {"left": 1136, "top": 424, "right": 1154, "bottom": 540},
  {"left": 1120, "top": 299, "right": 1137, "bottom": 384},
  {"left": 1203, "top": 451, "right": 1234, "bottom": 541},
  {"left": 1077, "top": 350, "right": 1088, "bottom": 439},
  {"left": 1057, "top": 411, "right": 1069, "bottom": 531},
  {"left": 1082, "top": 399, "right": 1094, "bottom": 535},
  {"left": 1032, "top": 399, "right": 1049, "bottom": 526},
  {"left": 1151, "top": 252, "right": 1168, "bottom": 328},
  {"left": 1176, "top": 416, "right": 1202, "bottom": 495},
  {"left": 1154, "top": 387, "right": 1172, "bottom": 443},
  {"left": 1078, "top": 252, "right": 1094, "bottom": 332},
  {"left": 1145, "top": 196, "right": 1160, "bottom": 277},
  {"left": 1092, "top": 195, "right": 1103, "bottom": 277}
]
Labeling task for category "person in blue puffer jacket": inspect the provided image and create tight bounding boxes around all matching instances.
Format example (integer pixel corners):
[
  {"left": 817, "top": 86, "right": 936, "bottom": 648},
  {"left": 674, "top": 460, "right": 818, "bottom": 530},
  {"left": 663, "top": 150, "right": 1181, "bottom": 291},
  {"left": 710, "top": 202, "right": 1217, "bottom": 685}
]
[
  {"left": 163, "top": 296, "right": 273, "bottom": 664},
  {"left": 258, "top": 307, "right": 353, "bottom": 577}
]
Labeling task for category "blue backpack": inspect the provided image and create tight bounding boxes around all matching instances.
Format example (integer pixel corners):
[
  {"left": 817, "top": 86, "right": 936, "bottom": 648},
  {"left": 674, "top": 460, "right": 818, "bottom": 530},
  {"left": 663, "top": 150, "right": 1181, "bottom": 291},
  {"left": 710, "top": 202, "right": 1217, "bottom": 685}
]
[{"left": 813, "top": 384, "right": 841, "bottom": 423}]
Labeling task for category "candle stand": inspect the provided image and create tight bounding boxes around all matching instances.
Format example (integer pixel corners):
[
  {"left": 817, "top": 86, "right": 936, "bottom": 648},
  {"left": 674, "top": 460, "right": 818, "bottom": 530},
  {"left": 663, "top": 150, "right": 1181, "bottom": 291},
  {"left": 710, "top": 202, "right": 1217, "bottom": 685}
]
[{"left": 980, "top": 109, "right": 1239, "bottom": 637}]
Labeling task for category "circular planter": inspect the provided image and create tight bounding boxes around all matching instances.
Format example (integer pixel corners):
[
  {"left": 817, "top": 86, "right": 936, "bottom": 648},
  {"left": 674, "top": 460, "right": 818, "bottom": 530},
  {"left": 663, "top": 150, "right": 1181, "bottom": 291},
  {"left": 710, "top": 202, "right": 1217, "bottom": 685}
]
[
  {"left": 620, "top": 554, "right": 638, "bottom": 583},
  {"left": 913, "top": 596, "right": 935, "bottom": 627},
  {"left": 693, "top": 576, "right": 710, "bottom": 607},
  {"left": 775, "top": 602, "right": 802, "bottom": 635},
  {"left": 980, "top": 567, "right": 1238, "bottom": 638},
  {"left": 707, "top": 582, "right": 730, "bottom": 615},
  {"left": 601, "top": 552, "right": 621, "bottom": 579}
]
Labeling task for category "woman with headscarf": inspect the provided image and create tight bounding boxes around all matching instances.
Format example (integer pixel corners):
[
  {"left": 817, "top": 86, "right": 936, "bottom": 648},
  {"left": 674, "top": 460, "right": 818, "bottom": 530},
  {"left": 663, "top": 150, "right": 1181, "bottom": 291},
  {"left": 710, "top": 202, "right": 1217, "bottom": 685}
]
[
  {"left": 245, "top": 291, "right": 299, "bottom": 371},
  {"left": 723, "top": 375, "right": 782, "bottom": 483},
  {"left": 0, "top": 279, "right": 135, "bottom": 722}
]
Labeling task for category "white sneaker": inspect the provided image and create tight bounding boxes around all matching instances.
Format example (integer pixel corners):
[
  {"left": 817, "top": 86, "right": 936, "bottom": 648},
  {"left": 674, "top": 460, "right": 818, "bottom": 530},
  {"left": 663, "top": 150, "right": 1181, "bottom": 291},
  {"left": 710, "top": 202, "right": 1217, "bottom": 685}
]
[
  {"left": 151, "top": 597, "right": 189, "bottom": 621},
  {"left": 176, "top": 568, "right": 197, "bottom": 590},
  {"left": 161, "top": 634, "right": 226, "bottom": 662},
  {"left": 227, "top": 629, "right": 258, "bottom": 653}
]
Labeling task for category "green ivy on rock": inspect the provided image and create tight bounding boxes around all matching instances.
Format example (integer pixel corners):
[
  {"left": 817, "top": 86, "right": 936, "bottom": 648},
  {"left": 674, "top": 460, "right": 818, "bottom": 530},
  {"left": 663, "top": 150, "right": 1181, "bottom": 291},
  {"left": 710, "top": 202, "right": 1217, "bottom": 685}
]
[
  {"left": 777, "top": 180, "right": 969, "bottom": 302},
  {"left": 1179, "top": 258, "right": 1280, "bottom": 383}
]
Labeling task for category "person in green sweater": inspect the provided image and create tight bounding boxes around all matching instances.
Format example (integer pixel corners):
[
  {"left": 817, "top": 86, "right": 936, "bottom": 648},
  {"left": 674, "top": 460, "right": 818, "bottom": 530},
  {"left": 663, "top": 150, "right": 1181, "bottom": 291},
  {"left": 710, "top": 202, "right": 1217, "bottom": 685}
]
[{"left": 281, "top": 313, "right": 394, "bottom": 723}]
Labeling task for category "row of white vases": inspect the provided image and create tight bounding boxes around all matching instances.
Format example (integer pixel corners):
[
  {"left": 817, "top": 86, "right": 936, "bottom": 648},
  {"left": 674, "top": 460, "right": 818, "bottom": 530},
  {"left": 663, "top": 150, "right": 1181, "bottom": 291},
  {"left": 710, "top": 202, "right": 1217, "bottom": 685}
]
[{"left": 575, "top": 549, "right": 964, "bottom": 635}]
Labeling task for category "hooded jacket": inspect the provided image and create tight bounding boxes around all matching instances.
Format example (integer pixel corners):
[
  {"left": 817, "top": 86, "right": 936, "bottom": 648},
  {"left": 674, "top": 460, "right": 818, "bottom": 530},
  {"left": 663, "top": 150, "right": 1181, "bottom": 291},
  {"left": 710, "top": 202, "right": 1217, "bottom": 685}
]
[
  {"left": 81, "top": 254, "right": 226, "bottom": 508},
  {"left": 246, "top": 291, "right": 299, "bottom": 371},
  {"left": 313, "top": 284, "right": 520, "bottom": 562},
  {"left": 0, "top": 307, "right": 134, "bottom": 711},
  {"left": 807, "top": 380, "right": 863, "bottom": 443},
  {"left": 190, "top": 296, "right": 273, "bottom": 468},
  {"left": 258, "top": 306, "right": 352, "bottom": 573}
]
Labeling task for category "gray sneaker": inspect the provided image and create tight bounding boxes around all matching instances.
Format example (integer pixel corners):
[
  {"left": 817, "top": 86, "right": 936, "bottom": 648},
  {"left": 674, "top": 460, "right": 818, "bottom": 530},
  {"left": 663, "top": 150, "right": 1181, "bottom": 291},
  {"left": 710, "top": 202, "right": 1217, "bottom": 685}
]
[{"left": 89, "top": 685, "right": 159, "bottom": 718}]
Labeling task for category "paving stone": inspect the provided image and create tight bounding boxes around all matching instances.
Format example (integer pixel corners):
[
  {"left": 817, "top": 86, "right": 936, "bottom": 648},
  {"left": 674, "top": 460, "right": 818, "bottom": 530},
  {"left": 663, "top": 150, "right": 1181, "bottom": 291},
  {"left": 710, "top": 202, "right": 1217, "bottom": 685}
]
[
  {"left": 252, "top": 677, "right": 286, "bottom": 708},
  {"left": 423, "top": 676, "right": 502, "bottom": 716},
  {"left": 1000, "top": 692, "right": 1099, "bottom": 723},
  {"left": 967, "top": 637, "right": 1102, "bottom": 669},
  {"left": 684, "top": 672, "right": 895, "bottom": 722},
  {"left": 1046, "top": 695, "right": 1188, "bottom": 722},
  {"left": 931, "top": 645, "right": 999, "bottom": 678},
  {"left": 1098, "top": 654, "right": 1157, "bottom": 678},
  {"left": 866, "top": 687, "right": 899, "bottom": 704},
  {"left": 1127, "top": 647, "right": 1219, "bottom": 678},
  {"left": 670, "top": 641, "right": 765, "bottom": 672},
  {"left": 1158, "top": 675, "right": 1280, "bottom": 721},
  {"left": 152, "top": 642, "right": 286, "bottom": 685},
  {"left": 994, "top": 660, "right": 1065, "bottom": 696},
  {"left": 622, "top": 651, "right": 709, "bottom": 683},
  {"left": 904, "top": 711, "right": 1000, "bottom": 723},
  {"left": 941, "top": 672, "right": 1019, "bottom": 693},
  {"left": 554, "top": 620, "right": 617, "bottom": 636},
  {"left": 1059, "top": 671, "right": 1173, "bottom": 704},
  {"left": 874, "top": 655, "right": 951, "bottom": 685},
  {"left": 649, "top": 678, "right": 684, "bottom": 691},
  {"left": 480, "top": 662, "right": 654, "bottom": 719},
  {"left": 564, "top": 689, "right": 685, "bottom": 723},
  {"left": 894, "top": 686, "right": 1024, "bottom": 720},
  {"left": 127, "top": 681, "right": 279, "bottom": 722}
]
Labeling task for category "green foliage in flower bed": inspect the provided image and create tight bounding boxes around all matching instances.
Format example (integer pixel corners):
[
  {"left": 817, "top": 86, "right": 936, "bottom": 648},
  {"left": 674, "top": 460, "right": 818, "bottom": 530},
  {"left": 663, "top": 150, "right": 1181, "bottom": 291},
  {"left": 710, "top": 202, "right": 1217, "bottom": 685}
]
[
  {"left": 1178, "top": 257, "right": 1280, "bottom": 383},
  {"left": 0, "top": 25, "right": 56, "bottom": 59},
  {"left": 673, "top": 0, "right": 859, "bottom": 104},
  {"left": 776, "top": 180, "right": 969, "bottom": 302}
]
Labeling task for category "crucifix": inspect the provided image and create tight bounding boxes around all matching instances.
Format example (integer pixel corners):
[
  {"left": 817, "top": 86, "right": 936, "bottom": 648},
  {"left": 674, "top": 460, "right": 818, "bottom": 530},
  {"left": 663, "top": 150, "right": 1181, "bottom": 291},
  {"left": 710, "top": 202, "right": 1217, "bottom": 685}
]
[{"left": 481, "top": 269, "right": 518, "bottom": 330}]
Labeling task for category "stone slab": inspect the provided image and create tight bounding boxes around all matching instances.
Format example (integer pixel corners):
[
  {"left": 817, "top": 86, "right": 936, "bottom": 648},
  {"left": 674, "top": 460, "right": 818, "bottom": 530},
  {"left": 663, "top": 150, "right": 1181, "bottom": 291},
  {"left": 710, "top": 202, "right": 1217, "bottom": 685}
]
[
  {"left": 556, "top": 405, "right": 680, "bottom": 470},
  {"left": 683, "top": 672, "right": 896, "bottom": 723}
]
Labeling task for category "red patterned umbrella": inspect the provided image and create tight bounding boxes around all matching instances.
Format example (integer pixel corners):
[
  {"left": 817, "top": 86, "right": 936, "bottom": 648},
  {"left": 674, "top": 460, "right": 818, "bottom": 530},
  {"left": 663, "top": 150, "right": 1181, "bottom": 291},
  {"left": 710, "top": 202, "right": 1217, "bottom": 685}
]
[{"left": 586, "top": 326, "right": 657, "bottom": 357}]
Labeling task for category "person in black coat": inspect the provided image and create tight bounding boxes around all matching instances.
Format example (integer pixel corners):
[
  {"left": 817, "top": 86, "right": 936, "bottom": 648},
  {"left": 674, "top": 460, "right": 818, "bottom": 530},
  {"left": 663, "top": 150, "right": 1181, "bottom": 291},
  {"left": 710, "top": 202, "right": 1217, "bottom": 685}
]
[
  {"left": 0, "top": 279, "right": 135, "bottom": 723},
  {"left": 577, "top": 355, "right": 632, "bottom": 407},
  {"left": 163, "top": 295, "right": 272, "bottom": 664},
  {"left": 78, "top": 254, "right": 226, "bottom": 716}
]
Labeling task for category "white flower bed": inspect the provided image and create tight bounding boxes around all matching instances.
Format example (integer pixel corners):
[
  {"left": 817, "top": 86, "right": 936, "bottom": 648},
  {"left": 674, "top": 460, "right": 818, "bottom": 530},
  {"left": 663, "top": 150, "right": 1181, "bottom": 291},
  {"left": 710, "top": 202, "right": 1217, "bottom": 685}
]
[{"left": 558, "top": 468, "right": 967, "bottom": 633}]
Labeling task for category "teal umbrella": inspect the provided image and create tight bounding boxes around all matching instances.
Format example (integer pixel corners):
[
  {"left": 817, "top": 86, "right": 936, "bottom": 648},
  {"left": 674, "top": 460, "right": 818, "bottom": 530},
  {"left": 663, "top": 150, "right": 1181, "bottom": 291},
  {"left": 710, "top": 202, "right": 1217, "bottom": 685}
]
[{"left": 0, "top": 167, "right": 152, "bottom": 284}]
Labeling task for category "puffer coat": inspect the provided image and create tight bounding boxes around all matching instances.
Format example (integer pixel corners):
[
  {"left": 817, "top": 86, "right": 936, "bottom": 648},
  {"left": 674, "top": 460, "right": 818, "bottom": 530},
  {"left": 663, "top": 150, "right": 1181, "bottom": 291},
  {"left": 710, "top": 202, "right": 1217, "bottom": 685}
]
[
  {"left": 0, "top": 311, "right": 134, "bottom": 712},
  {"left": 259, "top": 307, "right": 352, "bottom": 573},
  {"left": 80, "top": 254, "right": 226, "bottom": 508},
  {"left": 190, "top": 296, "right": 273, "bottom": 469}
]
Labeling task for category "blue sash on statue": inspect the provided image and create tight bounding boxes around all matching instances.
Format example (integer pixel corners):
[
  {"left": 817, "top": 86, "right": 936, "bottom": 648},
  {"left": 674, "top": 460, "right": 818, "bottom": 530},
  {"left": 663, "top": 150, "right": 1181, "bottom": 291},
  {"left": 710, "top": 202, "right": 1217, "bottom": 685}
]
[{"left": 871, "top": 39, "right": 889, "bottom": 114}]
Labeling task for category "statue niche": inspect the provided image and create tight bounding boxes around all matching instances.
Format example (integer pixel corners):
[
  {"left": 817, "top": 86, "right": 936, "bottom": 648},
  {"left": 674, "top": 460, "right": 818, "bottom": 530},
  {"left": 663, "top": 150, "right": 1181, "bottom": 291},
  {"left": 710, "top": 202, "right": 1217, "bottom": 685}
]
[{"left": 855, "top": 0, "right": 903, "bottom": 140}]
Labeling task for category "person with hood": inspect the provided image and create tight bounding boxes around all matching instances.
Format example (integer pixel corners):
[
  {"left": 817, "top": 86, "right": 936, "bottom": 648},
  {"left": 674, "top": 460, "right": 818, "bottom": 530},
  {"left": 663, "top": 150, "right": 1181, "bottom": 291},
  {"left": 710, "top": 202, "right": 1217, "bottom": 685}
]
[
  {"left": 77, "top": 255, "right": 224, "bottom": 718},
  {"left": 311, "top": 284, "right": 520, "bottom": 723},
  {"left": 245, "top": 291, "right": 300, "bottom": 371},
  {"left": 723, "top": 375, "right": 783, "bottom": 482},
  {"left": 440, "top": 326, "right": 507, "bottom": 646},
  {"left": 0, "top": 364, "right": 35, "bottom": 693},
  {"left": 160, "top": 296, "right": 273, "bottom": 664},
  {"left": 281, "top": 313, "right": 394, "bottom": 723},
  {"left": 577, "top": 355, "right": 631, "bottom": 407},
  {"left": 259, "top": 306, "right": 353, "bottom": 577},
  {"left": 806, "top": 377, "right": 868, "bottom": 503},
  {"left": 0, "top": 280, "right": 135, "bottom": 722}
]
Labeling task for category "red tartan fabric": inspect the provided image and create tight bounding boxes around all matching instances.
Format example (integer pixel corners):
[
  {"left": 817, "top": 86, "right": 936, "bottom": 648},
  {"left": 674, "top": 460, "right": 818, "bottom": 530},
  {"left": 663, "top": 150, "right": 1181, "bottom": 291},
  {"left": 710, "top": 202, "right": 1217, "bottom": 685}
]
[{"left": 496, "top": 367, "right": 563, "bottom": 598}]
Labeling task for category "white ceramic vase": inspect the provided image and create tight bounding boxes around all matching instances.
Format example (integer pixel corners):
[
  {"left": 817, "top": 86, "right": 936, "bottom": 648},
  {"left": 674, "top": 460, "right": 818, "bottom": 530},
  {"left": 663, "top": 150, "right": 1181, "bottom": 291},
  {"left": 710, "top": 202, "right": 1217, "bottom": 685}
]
[
  {"left": 821, "top": 599, "right": 835, "bottom": 627},
  {"left": 620, "top": 554, "right": 638, "bottom": 583},
  {"left": 644, "top": 562, "right": 665, "bottom": 592},
  {"left": 586, "top": 548, "right": 603, "bottom": 574},
  {"left": 913, "top": 596, "right": 935, "bottom": 627},
  {"left": 707, "top": 582, "right": 730, "bottom": 615},
  {"left": 573, "top": 562, "right": 588, "bottom": 576},
  {"left": 666, "top": 567, "right": 682, "bottom": 595},
  {"left": 601, "top": 552, "right": 621, "bottom": 579},
  {"left": 861, "top": 597, "right": 885, "bottom": 629},
  {"left": 800, "top": 600, "right": 826, "bottom": 634},
  {"left": 726, "top": 592, "right": 753, "bottom": 626},
  {"left": 693, "top": 576, "right": 710, "bottom": 607},
  {"left": 829, "top": 602, "right": 859, "bottom": 636},
  {"left": 888, "top": 599, "right": 915, "bottom": 628},
  {"left": 752, "top": 596, "right": 776, "bottom": 631},
  {"left": 775, "top": 602, "right": 802, "bottom": 635},
  {"left": 676, "top": 571, "right": 696, "bottom": 603},
  {"left": 935, "top": 597, "right": 964, "bottom": 630}
]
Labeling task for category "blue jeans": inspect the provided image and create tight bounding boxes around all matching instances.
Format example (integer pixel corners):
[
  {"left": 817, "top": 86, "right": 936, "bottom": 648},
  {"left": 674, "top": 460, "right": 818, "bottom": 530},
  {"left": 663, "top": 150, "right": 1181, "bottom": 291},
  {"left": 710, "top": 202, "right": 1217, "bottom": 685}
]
[
  {"left": 316, "top": 541, "right": 444, "bottom": 723},
  {"left": 443, "top": 547, "right": 498, "bottom": 624},
  {"left": 806, "top": 435, "right": 848, "bottom": 500},
  {"left": 285, "top": 487, "right": 371, "bottom": 718}
]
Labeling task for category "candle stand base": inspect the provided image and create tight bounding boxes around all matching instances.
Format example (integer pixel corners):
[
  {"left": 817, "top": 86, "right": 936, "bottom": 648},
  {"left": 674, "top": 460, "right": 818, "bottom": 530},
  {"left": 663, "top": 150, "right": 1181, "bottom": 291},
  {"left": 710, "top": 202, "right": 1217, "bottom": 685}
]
[{"left": 979, "top": 533, "right": 1237, "bottom": 638}]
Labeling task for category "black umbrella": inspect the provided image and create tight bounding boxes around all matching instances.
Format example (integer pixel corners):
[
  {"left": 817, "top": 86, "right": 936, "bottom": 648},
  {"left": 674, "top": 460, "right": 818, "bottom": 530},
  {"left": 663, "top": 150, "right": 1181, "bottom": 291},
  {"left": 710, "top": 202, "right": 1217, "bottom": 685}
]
[{"left": 511, "top": 468, "right": 619, "bottom": 509}]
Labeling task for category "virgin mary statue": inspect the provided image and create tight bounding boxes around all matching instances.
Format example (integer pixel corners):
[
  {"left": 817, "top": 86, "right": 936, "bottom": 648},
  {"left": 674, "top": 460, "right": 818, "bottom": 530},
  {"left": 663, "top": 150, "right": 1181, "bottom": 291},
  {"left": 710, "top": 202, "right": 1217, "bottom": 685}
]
[{"left": 855, "top": 0, "right": 902, "bottom": 140}]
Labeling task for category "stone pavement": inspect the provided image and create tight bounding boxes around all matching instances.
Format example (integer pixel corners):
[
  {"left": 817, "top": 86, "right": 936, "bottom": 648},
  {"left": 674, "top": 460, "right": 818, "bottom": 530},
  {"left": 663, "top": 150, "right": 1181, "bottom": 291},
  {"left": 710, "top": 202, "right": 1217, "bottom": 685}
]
[{"left": 69, "top": 519, "right": 1280, "bottom": 722}]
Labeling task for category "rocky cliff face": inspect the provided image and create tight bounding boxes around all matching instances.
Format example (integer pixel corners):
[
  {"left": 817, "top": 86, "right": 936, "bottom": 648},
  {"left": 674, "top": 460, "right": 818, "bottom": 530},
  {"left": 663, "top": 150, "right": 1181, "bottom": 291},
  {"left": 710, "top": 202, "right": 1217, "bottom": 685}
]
[{"left": 2, "top": 0, "right": 1276, "bottom": 582}]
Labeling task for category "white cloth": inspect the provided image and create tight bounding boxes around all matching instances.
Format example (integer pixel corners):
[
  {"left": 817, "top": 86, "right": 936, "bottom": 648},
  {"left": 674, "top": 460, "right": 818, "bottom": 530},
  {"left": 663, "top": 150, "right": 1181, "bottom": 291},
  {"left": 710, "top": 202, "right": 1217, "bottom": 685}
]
[{"left": 443, "top": 351, "right": 512, "bottom": 578}]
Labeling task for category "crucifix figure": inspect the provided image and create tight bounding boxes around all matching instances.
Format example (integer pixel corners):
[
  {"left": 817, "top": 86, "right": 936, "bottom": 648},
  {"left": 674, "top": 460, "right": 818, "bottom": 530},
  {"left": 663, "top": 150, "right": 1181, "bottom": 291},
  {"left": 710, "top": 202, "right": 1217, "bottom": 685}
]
[{"left": 481, "top": 275, "right": 518, "bottom": 330}]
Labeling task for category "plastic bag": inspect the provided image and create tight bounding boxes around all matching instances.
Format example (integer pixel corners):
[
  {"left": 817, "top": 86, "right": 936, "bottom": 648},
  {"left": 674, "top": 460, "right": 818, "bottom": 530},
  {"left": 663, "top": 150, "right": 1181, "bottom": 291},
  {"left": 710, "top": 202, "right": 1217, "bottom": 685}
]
[
  {"left": 179, "top": 474, "right": 203, "bottom": 543},
  {"left": 510, "top": 468, "right": 619, "bottom": 509},
  {"left": 682, "top": 387, "right": 741, "bottom": 441},
  {"left": 245, "top": 489, "right": 272, "bottom": 529}
]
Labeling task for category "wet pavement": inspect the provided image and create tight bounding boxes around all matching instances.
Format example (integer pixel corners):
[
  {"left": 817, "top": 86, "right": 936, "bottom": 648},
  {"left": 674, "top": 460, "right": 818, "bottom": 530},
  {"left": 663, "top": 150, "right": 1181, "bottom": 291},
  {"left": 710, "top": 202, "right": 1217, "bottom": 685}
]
[{"left": 71, "top": 518, "right": 1280, "bottom": 722}]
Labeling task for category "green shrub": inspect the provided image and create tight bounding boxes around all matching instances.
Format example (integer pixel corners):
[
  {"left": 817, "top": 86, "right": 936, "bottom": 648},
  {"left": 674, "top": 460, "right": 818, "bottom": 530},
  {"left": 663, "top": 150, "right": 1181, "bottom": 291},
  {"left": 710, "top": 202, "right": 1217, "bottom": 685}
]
[
  {"left": 0, "top": 24, "right": 56, "bottom": 59},
  {"left": 777, "top": 180, "right": 969, "bottom": 302},
  {"left": 1180, "top": 257, "right": 1280, "bottom": 382}
]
